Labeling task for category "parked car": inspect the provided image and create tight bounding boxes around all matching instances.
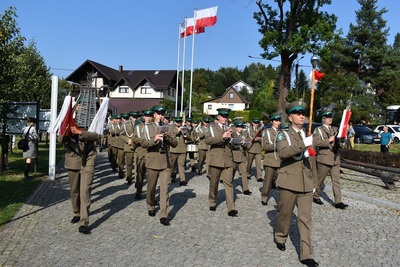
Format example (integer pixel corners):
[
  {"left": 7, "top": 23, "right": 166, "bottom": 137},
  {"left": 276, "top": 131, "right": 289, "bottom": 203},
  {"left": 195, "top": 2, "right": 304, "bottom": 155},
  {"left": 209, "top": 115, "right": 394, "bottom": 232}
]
[
  {"left": 353, "top": 125, "right": 380, "bottom": 144},
  {"left": 373, "top": 125, "right": 400, "bottom": 143}
]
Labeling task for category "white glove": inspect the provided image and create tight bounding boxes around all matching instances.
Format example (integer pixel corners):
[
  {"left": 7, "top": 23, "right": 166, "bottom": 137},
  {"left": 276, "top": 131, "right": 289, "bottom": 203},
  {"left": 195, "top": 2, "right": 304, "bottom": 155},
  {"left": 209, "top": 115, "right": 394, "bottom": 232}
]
[
  {"left": 303, "top": 136, "right": 313, "bottom": 147},
  {"left": 304, "top": 150, "right": 310, "bottom": 158}
]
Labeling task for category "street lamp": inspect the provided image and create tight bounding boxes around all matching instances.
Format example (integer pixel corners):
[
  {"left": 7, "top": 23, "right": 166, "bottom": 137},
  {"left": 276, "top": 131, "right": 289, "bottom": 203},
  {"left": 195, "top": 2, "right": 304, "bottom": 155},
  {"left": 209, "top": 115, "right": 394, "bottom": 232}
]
[{"left": 310, "top": 55, "right": 320, "bottom": 69}]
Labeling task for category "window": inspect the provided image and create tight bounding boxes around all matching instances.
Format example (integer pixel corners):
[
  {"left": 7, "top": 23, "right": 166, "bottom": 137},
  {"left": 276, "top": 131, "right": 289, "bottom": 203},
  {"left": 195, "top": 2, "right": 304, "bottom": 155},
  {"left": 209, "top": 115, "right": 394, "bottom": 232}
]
[
  {"left": 119, "top": 86, "right": 129, "bottom": 93},
  {"left": 140, "top": 83, "right": 151, "bottom": 94},
  {"left": 229, "top": 104, "right": 234, "bottom": 110},
  {"left": 208, "top": 105, "right": 212, "bottom": 110},
  {"left": 229, "top": 93, "right": 234, "bottom": 99}
]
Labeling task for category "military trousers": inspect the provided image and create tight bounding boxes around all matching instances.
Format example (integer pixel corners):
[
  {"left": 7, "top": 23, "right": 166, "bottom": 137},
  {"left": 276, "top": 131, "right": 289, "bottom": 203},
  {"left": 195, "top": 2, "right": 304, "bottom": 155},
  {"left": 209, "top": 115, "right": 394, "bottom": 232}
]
[{"left": 208, "top": 166, "right": 235, "bottom": 212}]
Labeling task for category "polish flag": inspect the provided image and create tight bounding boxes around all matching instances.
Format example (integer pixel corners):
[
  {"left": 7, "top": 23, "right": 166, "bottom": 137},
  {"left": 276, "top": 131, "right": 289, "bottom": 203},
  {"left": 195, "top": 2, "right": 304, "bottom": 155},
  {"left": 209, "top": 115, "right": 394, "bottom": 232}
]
[
  {"left": 337, "top": 108, "right": 352, "bottom": 138},
  {"left": 195, "top": 6, "right": 218, "bottom": 28},
  {"left": 180, "top": 18, "right": 205, "bottom": 38}
]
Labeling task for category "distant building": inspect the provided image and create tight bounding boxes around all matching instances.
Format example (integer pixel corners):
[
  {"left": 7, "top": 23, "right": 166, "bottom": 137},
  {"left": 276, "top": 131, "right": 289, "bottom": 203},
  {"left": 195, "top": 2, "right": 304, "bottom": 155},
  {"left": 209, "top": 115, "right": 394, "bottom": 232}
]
[
  {"left": 66, "top": 59, "right": 181, "bottom": 114},
  {"left": 202, "top": 86, "right": 249, "bottom": 115}
]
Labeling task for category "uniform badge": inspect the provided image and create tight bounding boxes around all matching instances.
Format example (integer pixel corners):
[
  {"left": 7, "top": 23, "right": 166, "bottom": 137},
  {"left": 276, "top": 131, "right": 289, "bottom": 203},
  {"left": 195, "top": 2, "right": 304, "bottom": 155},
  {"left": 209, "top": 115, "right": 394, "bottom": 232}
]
[{"left": 276, "top": 132, "right": 286, "bottom": 141}]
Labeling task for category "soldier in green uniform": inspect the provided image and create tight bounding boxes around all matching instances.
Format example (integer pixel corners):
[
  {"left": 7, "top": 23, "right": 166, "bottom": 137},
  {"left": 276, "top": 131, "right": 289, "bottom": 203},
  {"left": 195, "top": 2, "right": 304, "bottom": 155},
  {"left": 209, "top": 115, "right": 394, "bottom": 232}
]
[
  {"left": 120, "top": 111, "right": 140, "bottom": 185},
  {"left": 261, "top": 112, "right": 281, "bottom": 205},
  {"left": 195, "top": 117, "right": 210, "bottom": 176},
  {"left": 141, "top": 105, "right": 178, "bottom": 226},
  {"left": 170, "top": 117, "right": 190, "bottom": 186},
  {"left": 246, "top": 118, "right": 263, "bottom": 182},
  {"left": 58, "top": 102, "right": 99, "bottom": 234},
  {"left": 231, "top": 121, "right": 252, "bottom": 195},
  {"left": 132, "top": 110, "right": 151, "bottom": 199},
  {"left": 274, "top": 101, "right": 318, "bottom": 267},
  {"left": 313, "top": 109, "right": 348, "bottom": 209},
  {"left": 205, "top": 108, "right": 238, "bottom": 217}
]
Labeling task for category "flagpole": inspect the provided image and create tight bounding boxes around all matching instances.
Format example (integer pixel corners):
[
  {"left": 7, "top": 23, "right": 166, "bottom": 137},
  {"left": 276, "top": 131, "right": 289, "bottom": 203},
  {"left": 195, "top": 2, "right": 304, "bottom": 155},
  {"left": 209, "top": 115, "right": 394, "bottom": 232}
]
[
  {"left": 181, "top": 18, "right": 188, "bottom": 117},
  {"left": 175, "top": 22, "right": 182, "bottom": 117},
  {"left": 188, "top": 9, "right": 197, "bottom": 118}
]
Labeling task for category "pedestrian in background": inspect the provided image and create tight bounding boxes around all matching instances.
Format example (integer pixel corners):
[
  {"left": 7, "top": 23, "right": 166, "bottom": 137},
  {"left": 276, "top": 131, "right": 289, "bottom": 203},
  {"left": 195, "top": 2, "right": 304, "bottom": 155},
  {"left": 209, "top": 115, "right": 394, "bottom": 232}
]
[
  {"left": 346, "top": 122, "right": 355, "bottom": 149},
  {"left": 378, "top": 125, "right": 393, "bottom": 153},
  {"left": 22, "top": 117, "right": 38, "bottom": 180}
]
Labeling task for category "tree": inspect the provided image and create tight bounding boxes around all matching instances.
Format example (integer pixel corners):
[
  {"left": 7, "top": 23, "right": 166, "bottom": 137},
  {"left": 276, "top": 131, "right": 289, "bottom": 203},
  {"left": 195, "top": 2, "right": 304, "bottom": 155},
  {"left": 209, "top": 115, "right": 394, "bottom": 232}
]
[
  {"left": 0, "top": 7, "right": 25, "bottom": 114},
  {"left": 14, "top": 40, "right": 51, "bottom": 108},
  {"left": 254, "top": 0, "right": 337, "bottom": 120}
]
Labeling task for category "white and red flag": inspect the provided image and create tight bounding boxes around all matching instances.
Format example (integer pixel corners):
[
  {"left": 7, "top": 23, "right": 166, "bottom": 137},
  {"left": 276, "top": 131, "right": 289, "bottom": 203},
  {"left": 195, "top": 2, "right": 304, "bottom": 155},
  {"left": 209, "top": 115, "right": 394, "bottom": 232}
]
[
  {"left": 180, "top": 18, "right": 205, "bottom": 37},
  {"left": 310, "top": 69, "right": 325, "bottom": 82},
  {"left": 195, "top": 6, "right": 218, "bottom": 28}
]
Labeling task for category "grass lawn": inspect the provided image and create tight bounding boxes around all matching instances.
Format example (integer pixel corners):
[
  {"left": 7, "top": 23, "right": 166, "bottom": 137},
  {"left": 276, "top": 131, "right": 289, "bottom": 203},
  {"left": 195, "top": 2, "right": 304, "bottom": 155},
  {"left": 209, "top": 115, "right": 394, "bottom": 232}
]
[
  {"left": 0, "top": 138, "right": 64, "bottom": 231},
  {"left": 354, "top": 143, "right": 400, "bottom": 153}
]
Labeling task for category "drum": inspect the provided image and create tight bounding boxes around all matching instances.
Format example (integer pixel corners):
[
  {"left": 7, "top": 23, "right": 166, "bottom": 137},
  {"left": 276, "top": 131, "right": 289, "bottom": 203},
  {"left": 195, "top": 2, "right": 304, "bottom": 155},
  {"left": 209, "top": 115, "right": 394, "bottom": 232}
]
[{"left": 187, "top": 144, "right": 198, "bottom": 152}]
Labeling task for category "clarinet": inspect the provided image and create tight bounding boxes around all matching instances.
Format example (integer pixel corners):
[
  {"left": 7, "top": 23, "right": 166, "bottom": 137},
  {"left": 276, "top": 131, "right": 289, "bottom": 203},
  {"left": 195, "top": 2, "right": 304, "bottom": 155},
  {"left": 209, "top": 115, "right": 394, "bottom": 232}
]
[{"left": 158, "top": 120, "right": 166, "bottom": 154}]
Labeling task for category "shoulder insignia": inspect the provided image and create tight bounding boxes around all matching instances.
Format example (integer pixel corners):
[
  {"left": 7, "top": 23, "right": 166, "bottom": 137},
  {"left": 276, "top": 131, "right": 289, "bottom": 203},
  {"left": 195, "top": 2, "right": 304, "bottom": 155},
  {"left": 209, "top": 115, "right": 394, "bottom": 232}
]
[
  {"left": 313, "top": 127, "right": 319, "bottom": 134},
  {"left": 276, "top": 132, "right": 286, "bottom": 141}
]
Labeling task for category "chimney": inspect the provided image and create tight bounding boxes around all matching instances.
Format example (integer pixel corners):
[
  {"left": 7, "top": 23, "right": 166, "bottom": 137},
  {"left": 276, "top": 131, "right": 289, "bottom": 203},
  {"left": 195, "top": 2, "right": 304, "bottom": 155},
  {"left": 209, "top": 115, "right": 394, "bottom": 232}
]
[{"left": 119, "top": 65, "right": 123, "bottom": 72}]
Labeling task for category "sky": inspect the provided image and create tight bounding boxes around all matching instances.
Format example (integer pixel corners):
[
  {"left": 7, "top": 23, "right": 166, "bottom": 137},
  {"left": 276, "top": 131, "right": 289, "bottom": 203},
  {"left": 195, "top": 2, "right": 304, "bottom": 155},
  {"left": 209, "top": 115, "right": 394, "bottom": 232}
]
[{"left": 1, "top": 0, "right": 399, "bottom": 79}]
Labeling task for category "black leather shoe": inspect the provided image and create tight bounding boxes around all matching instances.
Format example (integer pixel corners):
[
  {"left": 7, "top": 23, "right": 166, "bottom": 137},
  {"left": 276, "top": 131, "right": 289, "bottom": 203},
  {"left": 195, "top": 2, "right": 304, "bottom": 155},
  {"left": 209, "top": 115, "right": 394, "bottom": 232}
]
[
  {"left": 191, "top": 166, "right": 197, "bottom": 172},
  {"left": 228, "top": 210, "right": 238, "bottom": 217},
  {"left": 243, "top": 190, "right": 252, "bottom": 195},
  {"left": 335, "top": 202, "right": 349, "bottom": 209},
  {"left": 127, "top": 180, "right": 133, "bottom": 186},
  {"left": 78, "top": 226, "right": 91, "bottom": 234},
  {"left": 300, "top": 259, "right": 319, "bottom": 267},
  {"left": 276, "top": 243, "right": 286, "bottom": 251},
  {"left": 70, "top": 216, "right": 80, "bottom": 224},
  {"left": 135, "top": 193, "right": 141, "bottom": 200},
  {"left": 261, "top": 201, "right": 268, "bottom": 206},
  {"left": 179, "top": 181, "right": 188, "bottom": 186},
  {"left": 160, "top": 218, "right": 170, "bottom": 226},
  {"left": 313, "top": 198, "right": 324, "bottom": 205},
  {"left": 209, "top": 206, "right": 216, "bottom": 211},
  {"left": 257, "top": 178, "right": 264, "bottom": 182},
  {"left": 148, "top": 210, "right": 156, "bottom": 217}
]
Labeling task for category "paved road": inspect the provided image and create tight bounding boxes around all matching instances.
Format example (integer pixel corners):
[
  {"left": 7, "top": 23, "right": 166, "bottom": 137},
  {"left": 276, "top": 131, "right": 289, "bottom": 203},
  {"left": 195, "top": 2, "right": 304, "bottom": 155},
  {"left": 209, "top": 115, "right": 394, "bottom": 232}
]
[{"left": 0, "top": 151, "right": 399, "bottom": 267}]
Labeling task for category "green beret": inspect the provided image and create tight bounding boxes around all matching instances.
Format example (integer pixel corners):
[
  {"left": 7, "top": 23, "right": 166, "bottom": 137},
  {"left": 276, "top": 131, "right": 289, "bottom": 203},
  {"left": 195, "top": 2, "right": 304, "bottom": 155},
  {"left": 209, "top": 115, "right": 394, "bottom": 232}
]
[
  {"left": 121, "top": 113, "right": 130, "bottom": 119},
  {"left": 164, "top": 113, "right": 171, "bottom": 119},
  {"left": 217, "top": 108, "right": 231, "bottom": 116},
  {"left": 270, "top": 112, "right": 281, "bottom": 121},
  {"left": 192, "top": 119, "right": 198, "bottom": 124},
  {"left": 115, "top": 114, "right": 122, "bottom": 119},
  {"left": 235, "top": 121, "right": 244, "bottom": 127},
  {"left": 321, "top": 109, "right": 333, "bottom": 118},
  {"left": 286, "top": 100, "right": 307, "bottom": 115},
  {"left": 152, "top": 104, "right": 167, "bottom": 113},
  {"left": 142, "top": 108, "right": 153, "bottom": 116},
  {"left": 186, "top": 117, "right": 192, "bottom": 122},
  {"left": 129, "top": 111, "right": 140, "bottom": 118},
  {"left": 252, "top": 118, "right": 260, "bottom": 123},
  {"left": 173, "top": 117, "right": 183, "bottom": 122},
  {"left": 202, "top": 117, "right": 211, "bottom": 123}
]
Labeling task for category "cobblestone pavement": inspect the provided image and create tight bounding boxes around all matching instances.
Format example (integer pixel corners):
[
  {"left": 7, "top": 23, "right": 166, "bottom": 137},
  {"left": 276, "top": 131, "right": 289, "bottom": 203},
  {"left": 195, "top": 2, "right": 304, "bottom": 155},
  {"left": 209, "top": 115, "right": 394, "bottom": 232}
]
[{"left": 0, "top": 151, "right": 399, "bottom": 267}]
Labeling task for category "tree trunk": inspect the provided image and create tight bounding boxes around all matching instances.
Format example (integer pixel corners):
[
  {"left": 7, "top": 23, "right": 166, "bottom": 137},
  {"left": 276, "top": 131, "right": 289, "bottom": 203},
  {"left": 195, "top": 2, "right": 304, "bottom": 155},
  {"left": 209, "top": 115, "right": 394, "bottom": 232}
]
[{"left": 278, "top": 58, "right": 292, "bottom": 122}]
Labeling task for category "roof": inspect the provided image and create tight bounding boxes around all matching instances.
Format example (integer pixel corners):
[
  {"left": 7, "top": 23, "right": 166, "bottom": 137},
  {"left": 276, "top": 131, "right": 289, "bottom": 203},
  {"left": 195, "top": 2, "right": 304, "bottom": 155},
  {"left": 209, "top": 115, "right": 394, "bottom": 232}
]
[
  {"left": 66, "top": 59, "right": 180, "bottom": 91},
  {"left": 109, "top": 99, "right": 163, "bottom": 114},
  {"left": 115, "top": 70, "right": 178, "bottom": 91}
]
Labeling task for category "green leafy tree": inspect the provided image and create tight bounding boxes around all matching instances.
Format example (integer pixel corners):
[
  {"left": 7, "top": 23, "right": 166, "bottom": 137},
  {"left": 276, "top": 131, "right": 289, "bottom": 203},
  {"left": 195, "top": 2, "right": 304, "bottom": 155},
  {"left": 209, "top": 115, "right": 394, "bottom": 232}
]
[
  {"left": 252, "top": 80, "right": 278, "bottom": 114},
  {"left": 254, "top": 0, "right": 337, "bottom": 120},
  {"left": 0, "top": 7, "right": 25, "bottom": 114},
  {"left": 14, "top": 40, "right": 51, "bottom": 108}
]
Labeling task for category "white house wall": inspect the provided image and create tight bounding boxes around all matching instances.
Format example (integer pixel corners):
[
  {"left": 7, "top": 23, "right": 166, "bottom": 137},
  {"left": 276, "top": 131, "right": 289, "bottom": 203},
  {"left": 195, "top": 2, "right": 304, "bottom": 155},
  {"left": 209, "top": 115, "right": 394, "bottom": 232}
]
[{"left": 203, "top": 102, "right": 246, "bottom": 115}]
